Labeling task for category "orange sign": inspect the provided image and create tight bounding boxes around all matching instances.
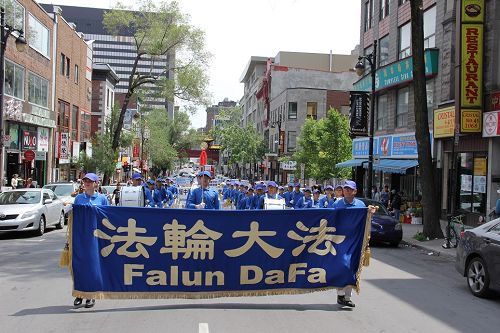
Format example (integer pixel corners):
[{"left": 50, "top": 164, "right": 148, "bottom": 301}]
[
  {"left": 461, "top": 109, "right": 482, "bottom": 132},
  {"left": 433, "top": 107, "right": 455, "bottom": 138}
]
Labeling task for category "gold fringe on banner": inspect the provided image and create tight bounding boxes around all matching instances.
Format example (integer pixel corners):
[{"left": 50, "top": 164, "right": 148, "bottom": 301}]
[
  {"left": 72, "top": 286, "right": 345, "bottom": 300},
  {"left": 355, "top": 206, "right": 375, "bottom": 293}
]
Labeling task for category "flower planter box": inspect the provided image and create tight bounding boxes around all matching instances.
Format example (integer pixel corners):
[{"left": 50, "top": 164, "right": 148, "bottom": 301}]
[{"left": 411, "top": 217, "right": 423, "bottom": 225}]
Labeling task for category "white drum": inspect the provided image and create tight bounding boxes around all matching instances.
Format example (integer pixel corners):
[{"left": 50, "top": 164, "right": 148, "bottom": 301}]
[
  {"left": 264, "top": 197, "right": 286, "bottom": 210},
  {"left": 119, "top": 186, "right": 145, "bottom": 207}
]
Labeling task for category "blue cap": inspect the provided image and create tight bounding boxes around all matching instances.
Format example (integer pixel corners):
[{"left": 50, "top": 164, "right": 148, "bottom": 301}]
[
  {"left": 248, "top": 187, "right": 254, "bottom": 191},
  {"left": 287, "top": 182, "right": 294, "bottom": 187},
  {"left": 313, "top": 189, "right": 320, "bottom": 194},
  {"left": 196, "top": 171, "right": 203, "bottom": 177},
  {"left": 334, "top": 183, "right": 343, "bottom": 189},
  {"left": 200, "top": 171, "right": 212, "bottom": 178},
  {"left": 267, "top": 181, "right": 278, "bottom": 188},
  {"left": 146, "top": 179, "right": 155, "bottom": 185},
  {"left": 82, "top": 173, "right": 99, "bottom": 182},
  {"left": 294, "top": 182, "right": 301, "bottom": 187},
  {"left": 304, "top": 188, "right": 312, "bottom": 193},
  {"left": 156, "top": 178, "right": 163, "bottom": 182},
  {"left": 255, "top": 184, "right": 264, "bottom": 190},
  {"left": 343, "top": 180, "right": 357, "bottom": 189},
  {"left": 325, "top": 185, "right": 334, "bottom": 190},
  {"left": 132, "top": 172, "right": 143, "bottom": 180},
  {"left": 278, "top": 186, "right": 284, "bottom": 190}
]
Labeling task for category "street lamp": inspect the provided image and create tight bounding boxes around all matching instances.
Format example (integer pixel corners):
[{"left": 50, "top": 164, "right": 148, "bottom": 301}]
[
  {"left": 0, "top": 7, "right": 27, "bottom": 188},
  {"left": 270, "top": 113, "right": 283, "bottom": 183},
  {"left": 354, "top": 40, "right": 377, "bottom": 199}
]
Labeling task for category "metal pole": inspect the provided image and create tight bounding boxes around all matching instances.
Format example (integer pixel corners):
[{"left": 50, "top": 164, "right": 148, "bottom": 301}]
[
  {"left": 0, "top": 8, "right": 7, "bottom": 189},
  {"left": 366, "top": 40, "right": 377, "bottom": 199}
]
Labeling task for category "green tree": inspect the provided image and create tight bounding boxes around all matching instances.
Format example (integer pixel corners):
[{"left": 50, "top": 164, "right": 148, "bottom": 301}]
[
  {"left": 410, "top": 0, "right": 442, "bottom": 238},
  {"left": 103, "top": 0, "right": 210, "bottom": 176},
  {"left": 293, "top": 108, "right": 352, "bottom": 181},
  {"left": 78, "top": 106, "right": 133, "bottom": 183}
]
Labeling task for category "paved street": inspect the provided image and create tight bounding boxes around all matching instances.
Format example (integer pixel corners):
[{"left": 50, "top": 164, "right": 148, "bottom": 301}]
[{"left": 1, "top": 226, "right": 499, "bottom": 333}]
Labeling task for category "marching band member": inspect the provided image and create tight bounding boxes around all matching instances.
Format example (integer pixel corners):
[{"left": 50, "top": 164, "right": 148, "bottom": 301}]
[
  {"left": 186, "top": 171, "right": 220, "bottom": 209},
  {"left": 284, "top": 183, "right": 294, "bottom": 207},
  {"left": 290, "top": 183, "right": 304, "bottom": 208},
  {"left": 295, "top": 188, "right": 312, "bottom": 209},
  {"left": 257, "top": 181, "right": 283, "bottom": 209},
  {"left": 131, "top": 172, "right": 155, "bottom": 207}
]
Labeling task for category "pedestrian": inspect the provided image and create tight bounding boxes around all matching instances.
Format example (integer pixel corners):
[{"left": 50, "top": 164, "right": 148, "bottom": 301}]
[
  {"left": 380, "top": 185, "right": 390, "bottom": 207},
  {"left": 10, "top": 174, "right": 18, "bottom": 189},
  {"left": 186, "top": 171, "right": 220, "bottom": 209},
  {"left": 390, "top": 189, "right": 402, "bottom": 222},
  {"left": 112, "top": 183, "right": 121, "bottom": 206},
  {"left": 25, "top": 178, "right": 35, "bottom": 188},
  {"left": 372, "top": 186, "right": 380, "bottom": 201},
  {"left": 332, "top": 180, "right": 366, "bottom": 308},
  {"left": 72, "top": 172, "right": 109, "bottom": 309}
]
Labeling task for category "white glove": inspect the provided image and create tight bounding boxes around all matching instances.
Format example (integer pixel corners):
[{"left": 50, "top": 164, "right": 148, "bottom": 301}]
[{"left": 195, "top": 202, "right": 206, "bottom": 209}]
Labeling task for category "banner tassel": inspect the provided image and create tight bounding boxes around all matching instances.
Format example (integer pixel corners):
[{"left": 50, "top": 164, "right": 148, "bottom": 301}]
[{"left": 59, "top": 242, "right": 70, "bottom": 268}]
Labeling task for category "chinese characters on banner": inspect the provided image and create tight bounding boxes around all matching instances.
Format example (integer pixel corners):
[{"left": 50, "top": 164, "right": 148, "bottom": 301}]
[{"left": 59, "top": 132, "right": 70, "bottom": 163}]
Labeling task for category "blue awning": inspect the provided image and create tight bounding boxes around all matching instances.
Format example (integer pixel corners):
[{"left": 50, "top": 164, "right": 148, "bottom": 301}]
[
  {"left": 336, "top": 159, "right": 368, "bottom": 168},
  {"left": 373, "top": 159, "right": 419, "bottom": 174}
]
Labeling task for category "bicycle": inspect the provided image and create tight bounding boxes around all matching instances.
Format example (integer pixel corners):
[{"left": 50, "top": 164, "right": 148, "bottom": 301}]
[{"left": 442, "top": 214, "right": 465, "bottom": 249}]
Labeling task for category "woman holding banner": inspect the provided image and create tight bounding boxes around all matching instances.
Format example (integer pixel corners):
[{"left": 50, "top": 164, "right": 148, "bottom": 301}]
[{"left": 186, "top": 171, "right": 220, "bottom": 209}]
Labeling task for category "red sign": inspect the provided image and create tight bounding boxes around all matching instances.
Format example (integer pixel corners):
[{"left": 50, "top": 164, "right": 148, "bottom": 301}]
[
  {"left": 132, "top": 143, "right": 140, "bottom": 158},
  {"left": 24, "top": 150, "right": 35, "bottom": 161},
  {"left": 490, "top": 91, "right": 500, "bottom": 111}
]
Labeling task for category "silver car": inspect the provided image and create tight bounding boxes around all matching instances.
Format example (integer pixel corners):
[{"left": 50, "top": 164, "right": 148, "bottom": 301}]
[
  {"left": 42, "top": 182, "right": 79, "bottom": 220},
  {"left": 0, "top": 189, "right": 65, "bottom": 236}
]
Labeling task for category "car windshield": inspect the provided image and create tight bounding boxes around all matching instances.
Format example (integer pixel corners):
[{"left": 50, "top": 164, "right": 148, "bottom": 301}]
[
  {"left": 0, "top": 191, "right": 41, "bottom": 205},
  {"left": 361, "top": 199, "right": 390, "bottom": 215},
  {"left": 43, "top": 184, "right": 74, "bottom": 197}
]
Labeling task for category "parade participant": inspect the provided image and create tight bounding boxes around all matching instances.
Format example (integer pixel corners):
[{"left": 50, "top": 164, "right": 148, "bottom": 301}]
[
  {"left": 185, "top": 173, "right": 202, "bottom": 208},
  {"left": 237, "top": 186, "right": 249, "bottom": 210},
  {"left": 311, "top": 189, "right": 321, "bottom": 208},
  {"left": 231, "top": 181, "right": 240, "bottom": 208},
  {"left": 244, "top": 187, "right": 255, "bottom": 210},
  {"left": 252, "top": 183, "right": 265, "bottom": 209},
  {"left": 284, "top": 183, "right": 294, "bottom": 207},
  {"left": 332, "top": 180, "right": 366, "bottom": 308},
  {"left": 278, "top": 186, "right": 285, "bottom": 197},
  {"left": 257, "top": 181, "right": 283, "bottom": 209},
  {"left": 186, "top": 171, "right": 220, "bottom": 209},
  {"left": 167, "top": 178, "right": 178, "bottom": 200},
  {"left": 295, "top": 188, "right": 313, "bottom": 209},
  {"left": 290, "top": 182, "right": 304, "bottom": 208},
  {"left": 131, "top": 172, "right": 155, "bottom": 207},
  {"left": 72, "top": 172, "right": 109, "bottom": 309},
  {"left": 319, "top": 185, "right": 335, "bottom": 208},
  {"left": 158, "top": 178, "right": 174, "bottom": 207}
]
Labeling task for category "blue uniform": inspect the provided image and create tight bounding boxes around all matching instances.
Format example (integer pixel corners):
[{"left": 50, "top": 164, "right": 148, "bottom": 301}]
[
  {"left": 311, "top": 199, "right": 321, "bottom": 208},
  {"left": 144, "top": 187, "right": 155, "bottom": 207},
  {"left": 257, "top": 194, "right": 284, "bottom": 210},
  {"left": 237, "top": 195, "right": 253, "bottom": 210},
  {"left": 283, "top": 191, "right": 293, "bottom": 207},
  {"left": 333, "top": 197, "right": 366, "bottom": 209},
  {"left": 290, "top": 191, "right": 304, "bottom": 208},
  {"left": 319, "top": 196, "right": 335, "bottom": 208},
  {"left": 74, "top": 192, "right": 109, "bottom": 205},
  {"left": 295, "top": 196, "right": 313, "bottom": 209},
  {"left": 251, "top": 194, "right": 263, "bottom": 209},
  {"left": 168, "top": 185, "right": 178, "bottom": 199},
  {"left": 186, "top": 187, "right": 220, "bottom": 209}
]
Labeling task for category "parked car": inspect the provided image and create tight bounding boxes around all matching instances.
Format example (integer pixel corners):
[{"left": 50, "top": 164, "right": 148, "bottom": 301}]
[
  {"left": 43, "top": 182, "right": 79, "bottom": 221},
  {"left": 360, "top": 198, "right": 403, "bottom": 247},
  {"left": 0, "top": 189, "right": 65, "bottom": 236},
  {"left": 455, "top": 218, "right": 500, "bottom": 297}
]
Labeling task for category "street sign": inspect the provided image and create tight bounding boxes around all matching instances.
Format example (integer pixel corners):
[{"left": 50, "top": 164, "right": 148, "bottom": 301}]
[
  {"left": 24, "top": 150, "right": 35, "bottom": 161},
  {"left": 349, "top": 91, "right": 369, "bottom": 136}
]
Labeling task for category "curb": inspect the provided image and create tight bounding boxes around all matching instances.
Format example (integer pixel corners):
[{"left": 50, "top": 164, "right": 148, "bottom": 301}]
[{"left": 400, "top": 240, "right": 456, "bottom": 259}]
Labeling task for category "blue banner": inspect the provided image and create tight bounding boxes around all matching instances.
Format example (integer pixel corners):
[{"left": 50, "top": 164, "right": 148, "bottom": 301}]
[{"left": 71, "top": 205, "right": 369, "bottom": 299}]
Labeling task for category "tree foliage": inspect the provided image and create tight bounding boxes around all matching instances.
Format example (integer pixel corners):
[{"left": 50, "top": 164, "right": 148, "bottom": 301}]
[
  {"left": 293, "top": 109, "right": 352, "bottom": 181},
  {"left": 103, "top": 0, "right": 211, "bottom": 155},
  {"left": 78, "top": 106, "right": 134, "bottom": 183},
  {"left": 211, "top": 107, "right": 266, "bottom": 165},
  {"left": 145, "top": 108, "right": 202, "bottom": 171}
]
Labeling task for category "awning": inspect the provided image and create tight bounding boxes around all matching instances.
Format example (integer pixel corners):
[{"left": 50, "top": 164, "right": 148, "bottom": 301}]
[
  {"left": 373, "top": 159, "right": 418, "bottom": 174},
  {"left": 336, "top": 159, "right": 368, "bottom": 168}
]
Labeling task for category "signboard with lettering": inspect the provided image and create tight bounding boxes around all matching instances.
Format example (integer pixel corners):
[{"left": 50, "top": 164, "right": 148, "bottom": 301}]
[
  {"left": 460, "top": 0, "right": 484, "bottom": 134},
  {"left": 59, "top": 132, "right": 70, "bottom": 163},
  {"left": 349, "top": 92, "right": 369, "bottom": 136},
  {"left": 22, "top": 130, "right": 37, "bottom": 150},
  {"left": 483, "top": 111, "right": 500, "bottom": 137},
  {"left": 37, "top": 127, "right": 49, "bottom": 152},
  {"left": 433, "top": 107, "right": 455, "bottom": 138},
  {"left": 353, "top": 132, "right": 433, "bottom": 159}
]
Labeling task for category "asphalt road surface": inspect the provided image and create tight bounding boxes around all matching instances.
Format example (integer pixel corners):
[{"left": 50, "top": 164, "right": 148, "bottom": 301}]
[{"left": 1, "top": 226, "right": 499, "bottom": 333}]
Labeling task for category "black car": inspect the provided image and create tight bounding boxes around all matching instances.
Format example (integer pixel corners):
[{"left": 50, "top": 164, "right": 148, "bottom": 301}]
[
  {"left": 455, "top": 218, "right": 500, "bottom": 297},
  {"left": 360, "top": 198, "right": 403, "bottom": 247}
]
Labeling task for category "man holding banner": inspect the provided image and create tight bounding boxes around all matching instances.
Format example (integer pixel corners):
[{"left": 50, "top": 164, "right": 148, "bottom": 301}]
[{"left": 186, "top": 171, "right": 220, "bottom": 209}]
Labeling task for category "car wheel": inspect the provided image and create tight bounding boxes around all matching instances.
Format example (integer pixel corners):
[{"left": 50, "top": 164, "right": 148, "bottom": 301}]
[
  {"left": 389, "top": 241, "right": 400, "bottom": 247},
  {"left": 35, "top": 215, "right": 46, "bottom": 236},
  {"left": 55, "top": 212, "right": 65, "bottom": 230},
  {"left": 467, "top": 257, "right": 491, "bottom": 298}
]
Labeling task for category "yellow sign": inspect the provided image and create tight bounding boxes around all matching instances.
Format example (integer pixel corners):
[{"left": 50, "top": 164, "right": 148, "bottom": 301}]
[
  {"left": 473, "top": 158, "right": 486, "bottom": 176},
  {"left": 433, "top": 107, "right": 455, "bottom": 138},
  {"left": 462, "top": 0, "right": 485, "bottom": 23},
  {"left": 461, "top": 109, "right": 482, "bottom": 132},
  {"left": 461, "top": 24, "right": 483, "bottom": 108}
]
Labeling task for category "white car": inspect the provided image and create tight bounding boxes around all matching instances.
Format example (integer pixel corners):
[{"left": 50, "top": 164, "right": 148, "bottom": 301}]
[
  {"left": 0, "top": 189, "right": 65, "bottom": 236},
  {"left": 43, "top": 182, "right": 79, "bottom": 221}
]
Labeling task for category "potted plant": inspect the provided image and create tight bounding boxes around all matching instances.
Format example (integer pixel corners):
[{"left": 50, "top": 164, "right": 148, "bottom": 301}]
[{"left": 412, "top": 207, "right": 423, "bottom": 224}]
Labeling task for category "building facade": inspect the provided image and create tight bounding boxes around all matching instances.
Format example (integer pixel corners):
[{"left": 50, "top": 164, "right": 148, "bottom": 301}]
[{"left": 350, "top": 0, "right": 499, "bottom": 223}]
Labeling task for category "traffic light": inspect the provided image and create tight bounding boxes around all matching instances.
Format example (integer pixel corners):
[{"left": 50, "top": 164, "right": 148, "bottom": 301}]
[{"left": 123, "top": 163, "right": 130, "bottom": 172}]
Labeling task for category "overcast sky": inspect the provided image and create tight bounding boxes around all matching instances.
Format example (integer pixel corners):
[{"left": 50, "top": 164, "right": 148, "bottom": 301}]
[{"left": 46, "top": 0, "right": 361, "bottom": 128}]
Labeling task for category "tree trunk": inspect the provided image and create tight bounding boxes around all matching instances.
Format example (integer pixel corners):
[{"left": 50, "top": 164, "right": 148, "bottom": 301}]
[{"left": 410, "top": 0, "right": 443, "bottom": 238}]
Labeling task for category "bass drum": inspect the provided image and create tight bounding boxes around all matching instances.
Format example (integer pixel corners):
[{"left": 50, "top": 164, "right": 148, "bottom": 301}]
[{"left": 119, "top": 186, "right": 145, "bottom": 207}]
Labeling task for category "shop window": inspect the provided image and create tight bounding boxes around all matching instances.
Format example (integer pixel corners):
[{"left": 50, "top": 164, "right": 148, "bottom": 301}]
[
  {"left": 377, "top": 94, "right": 388, "bottom": 130},
  {"left": 4, "top": 60, "right": 24, "bottom": 100},
  {"left": 306, "top": 102, "right": 317, "bottom": 120},
  {"left": 457, "top": 153, "right": 487, "bottom": 214},
  {"left": 396, "top": 87, "right": 409, "bottom": 127}
]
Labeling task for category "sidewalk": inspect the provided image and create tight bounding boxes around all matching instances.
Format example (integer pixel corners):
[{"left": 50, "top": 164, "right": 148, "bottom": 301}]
[{"left": 400, "top": 220, "right": 457, "bottom": 259}]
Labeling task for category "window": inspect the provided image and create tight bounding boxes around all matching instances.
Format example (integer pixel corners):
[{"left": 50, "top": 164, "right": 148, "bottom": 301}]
[
  {"left": 66, "top": 57, "right": 70, "bottom": 78},
  {"left": 288, "top": 102, "right": 297, "bottom": 119},
  {"left": 28, "top": 73, "right": 49, "bottom": 108},
  {"left": 80, "top": 111, "right": 91, "bottom": 141},
  {"left": 379, "top": 35, "right": 390, "bottom": 67},
  {"left": 377, "top": 94, "right": 388, "bottom": 130},
  {"left": 4, "top": 60, "right": 24, "bottom": 99},
  {"left": 57, "top": 100, "right": 70, "bottom": 131},
  {"left": 457, "top": 153, "right": 487, "bottom": 214},
  {"left": 28, "top": 14, "right": 50, "bottom": 58},
  {"left": 396, "top": 87, "right": 409, "bottom": 127},
  {"left": 74, "top": 65, "right": 79, "bottom": 84},
  {"left": 364, "top": 45, "right": 374, "bottom": 73},
  {"left": 3, "top": 0, "right": 25, "bottom": 32},
  {"left": 306, "top": 102, "right": 317, "bottom": 120},
  {"left": 71, "top": 106, "right": 79, "bottom": 141},
  {"left": 60, "top": 54, "right": 65, "bottom": 75},
  {"left": 426, "top": 80, "right": 434, "bottom": 121},
  {"left": 424, "top": 6, "right": 436, "bottom": 49},
  {"left": 364, "top": 1, "right": 374, "bottom": 32},
  {"left": 287, "top": 131, "right": 297, "bottom": 152},
  {"left": 399, "top": 22, "right": 411, "bottom": 59},
  {"left": 380, "top": 0, "right": 389, "bottom": 20}
]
